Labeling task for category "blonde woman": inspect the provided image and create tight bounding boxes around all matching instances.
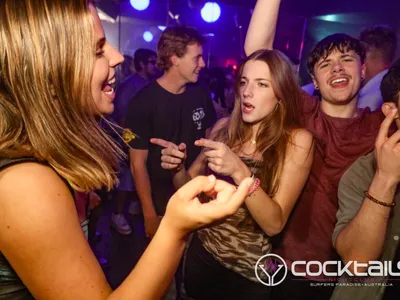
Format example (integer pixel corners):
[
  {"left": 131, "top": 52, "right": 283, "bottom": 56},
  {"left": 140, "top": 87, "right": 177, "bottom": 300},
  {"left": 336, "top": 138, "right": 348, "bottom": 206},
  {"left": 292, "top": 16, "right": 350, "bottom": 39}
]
[{"left": 0, "top": 1, "right": 253, "bottom": 299}]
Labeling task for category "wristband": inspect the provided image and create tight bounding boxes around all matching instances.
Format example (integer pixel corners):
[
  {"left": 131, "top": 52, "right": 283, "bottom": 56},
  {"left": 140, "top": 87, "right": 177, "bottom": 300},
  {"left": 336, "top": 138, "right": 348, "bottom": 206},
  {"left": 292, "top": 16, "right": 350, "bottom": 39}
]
[
  {"left": 248, "top": 178, "right": 261, "bottom": 196},
  {"left": 364, "top": 191, "right": 395, "bottom": 208}
]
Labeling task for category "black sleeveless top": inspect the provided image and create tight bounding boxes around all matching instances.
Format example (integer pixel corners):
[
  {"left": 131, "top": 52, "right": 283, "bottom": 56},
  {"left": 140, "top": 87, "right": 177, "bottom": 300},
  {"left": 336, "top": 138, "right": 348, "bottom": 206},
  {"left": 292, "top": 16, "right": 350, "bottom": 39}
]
[{"left": 0, "top": 157, "right": 79, "bottom": 299}]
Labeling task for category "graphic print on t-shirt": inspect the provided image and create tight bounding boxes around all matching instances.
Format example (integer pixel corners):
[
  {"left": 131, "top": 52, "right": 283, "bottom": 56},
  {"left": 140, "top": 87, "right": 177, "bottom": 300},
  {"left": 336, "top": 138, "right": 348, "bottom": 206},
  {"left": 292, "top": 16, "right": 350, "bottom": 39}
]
[{"left": 192, "top": 107, "right": 205, "bottom": 130}]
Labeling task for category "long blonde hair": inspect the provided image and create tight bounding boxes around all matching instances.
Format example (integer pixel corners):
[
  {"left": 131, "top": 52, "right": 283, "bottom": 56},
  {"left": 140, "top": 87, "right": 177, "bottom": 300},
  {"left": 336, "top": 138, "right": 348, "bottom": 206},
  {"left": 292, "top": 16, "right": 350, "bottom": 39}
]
[
  {"left": 212, "top": 50, "right": 302, "bottom": 197},
  {"left": 0, "top": 0, "right": 120, "bottom": 192}
]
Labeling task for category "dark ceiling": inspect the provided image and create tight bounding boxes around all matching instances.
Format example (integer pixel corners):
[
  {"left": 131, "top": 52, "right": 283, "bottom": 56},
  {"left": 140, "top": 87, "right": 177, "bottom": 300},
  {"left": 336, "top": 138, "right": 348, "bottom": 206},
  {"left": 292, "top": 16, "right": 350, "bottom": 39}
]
[
  {"left": 213, "top": 0, "right": 398, "bottom": 16},
  {"left": 96, "top": 0, "right": 400, "bottom": 84},
  {"left": 99, "top": 0, "right": 400, "bottom": 18}
]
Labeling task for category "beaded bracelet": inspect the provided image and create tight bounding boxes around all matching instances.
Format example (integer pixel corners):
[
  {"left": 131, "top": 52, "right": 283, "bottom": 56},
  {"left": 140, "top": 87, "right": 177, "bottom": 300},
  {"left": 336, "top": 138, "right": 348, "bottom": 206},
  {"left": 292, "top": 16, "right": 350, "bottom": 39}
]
[
  {"left": 248, "top": 178, "right": 261, "bottom": 196},
  {"left": 364, "top": 191, "right": 396, "bottom": 208}
]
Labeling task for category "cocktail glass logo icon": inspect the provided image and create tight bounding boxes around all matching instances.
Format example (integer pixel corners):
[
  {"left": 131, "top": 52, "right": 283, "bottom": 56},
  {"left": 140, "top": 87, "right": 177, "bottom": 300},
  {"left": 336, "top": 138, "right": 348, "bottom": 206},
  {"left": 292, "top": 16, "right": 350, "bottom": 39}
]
[{"left": 255, "top": 254, "right": 288, "bottom": 286}]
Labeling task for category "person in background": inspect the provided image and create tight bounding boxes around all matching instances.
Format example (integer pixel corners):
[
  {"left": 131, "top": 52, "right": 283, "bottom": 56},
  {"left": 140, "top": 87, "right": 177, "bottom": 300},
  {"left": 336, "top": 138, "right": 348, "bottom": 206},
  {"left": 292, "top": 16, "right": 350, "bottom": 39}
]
[
  {"left": 357, "top": 25, "right": 397, "bottom": 111},
  {"left": 119, "top": 55, "right": 134, "bottom": 83},
  {"left": 112, "top": 49, "right": 157, "bottom": 127},
  {"left": 110, "top": 48, "right": 158, "bottom": 235},
  {"left": 224, "top": 72, "right": 236, "bottom": 112}
]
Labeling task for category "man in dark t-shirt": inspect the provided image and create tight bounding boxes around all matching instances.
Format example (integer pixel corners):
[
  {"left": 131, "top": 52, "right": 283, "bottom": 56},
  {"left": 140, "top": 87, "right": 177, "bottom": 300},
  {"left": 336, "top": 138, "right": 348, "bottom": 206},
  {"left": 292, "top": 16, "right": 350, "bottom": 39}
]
[
  {"left": 125, "top": 26, "right": 217, "bottom": 239},
  {"left": 126, "top": 81, "right": 216, "bottom": 217}
]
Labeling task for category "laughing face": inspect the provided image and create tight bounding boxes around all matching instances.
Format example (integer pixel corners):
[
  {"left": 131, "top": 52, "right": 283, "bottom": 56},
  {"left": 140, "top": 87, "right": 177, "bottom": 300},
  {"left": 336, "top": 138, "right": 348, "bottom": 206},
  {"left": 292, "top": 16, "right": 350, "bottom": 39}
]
[
  {"left": 89, "top": 5, "right": 124, "bottom": 115},
  {"left": 176, "top": 43, "right": 205, "bottom": 83},
  {"left": 312, "top": 49, "right": 365, "bottom": 106},
  {"left": 239, "top": 60, "right": 280, "bottom": 124}
]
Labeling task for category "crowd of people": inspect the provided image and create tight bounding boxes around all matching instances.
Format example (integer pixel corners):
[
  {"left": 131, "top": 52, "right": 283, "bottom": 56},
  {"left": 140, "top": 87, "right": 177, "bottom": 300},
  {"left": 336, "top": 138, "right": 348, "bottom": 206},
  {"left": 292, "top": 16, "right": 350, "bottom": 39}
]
[{"left": 0, "top": 0, "right": 400, "bottom": 300}]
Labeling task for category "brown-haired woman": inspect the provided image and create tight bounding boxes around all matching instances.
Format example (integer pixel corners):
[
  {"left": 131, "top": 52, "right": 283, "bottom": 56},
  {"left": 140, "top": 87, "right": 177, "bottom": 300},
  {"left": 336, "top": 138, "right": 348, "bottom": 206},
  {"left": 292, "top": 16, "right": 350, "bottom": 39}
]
[
  {"left": 152, "top": 49, "right": 315, "bottom": 299},
  {"left": 0, "top": 1, "right": 254, "bottom": 299}
]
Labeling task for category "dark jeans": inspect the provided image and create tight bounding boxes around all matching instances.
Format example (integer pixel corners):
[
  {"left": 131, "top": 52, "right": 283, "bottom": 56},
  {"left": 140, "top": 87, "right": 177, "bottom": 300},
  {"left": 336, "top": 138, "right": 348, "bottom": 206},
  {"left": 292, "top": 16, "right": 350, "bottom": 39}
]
[
  {"left": 271, "top": 271, "right": 335, "bottom": 300},
  {"left": 184, "top": 234, "right": 271, "bottom": 300}
]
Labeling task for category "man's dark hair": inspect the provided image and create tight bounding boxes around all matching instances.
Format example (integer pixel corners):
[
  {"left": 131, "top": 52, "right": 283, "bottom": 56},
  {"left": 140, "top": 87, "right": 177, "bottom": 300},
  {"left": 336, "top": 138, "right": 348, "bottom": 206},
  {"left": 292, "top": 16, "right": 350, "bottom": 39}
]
[
  {"left": 134, "top": 48, "right": 157, "bottom": 72},
  {"left": 360, "top": 25, "right": 397, "bottom": 65},
  {"left": 157, "top": 25, "right": 206, "bottom": 71},
  {"left": 307, "top": 33, "right": 366, "bottom": 75},
  {"left": 381, "top": 58, "right": 400, "bottom": 103}
]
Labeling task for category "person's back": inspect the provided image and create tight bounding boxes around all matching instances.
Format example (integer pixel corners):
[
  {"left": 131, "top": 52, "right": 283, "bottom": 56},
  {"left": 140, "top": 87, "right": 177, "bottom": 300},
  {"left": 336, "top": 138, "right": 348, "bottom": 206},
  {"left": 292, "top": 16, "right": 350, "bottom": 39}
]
[{"left": 109, "top": 48, "right": 158, "bottom": 236}]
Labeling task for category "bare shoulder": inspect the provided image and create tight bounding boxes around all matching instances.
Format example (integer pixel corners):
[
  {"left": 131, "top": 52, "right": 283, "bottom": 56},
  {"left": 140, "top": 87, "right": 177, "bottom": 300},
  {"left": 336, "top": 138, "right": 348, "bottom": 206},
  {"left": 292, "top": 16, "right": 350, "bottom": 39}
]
[
  {"left": 0, "top": 162, "right": 109, "bottom": 299},
  {"left": 0, "top": 162, "right": 71, "bottom": 203},
  {"left": 0, "top": 162, "right": 77, "bottom": 245},
  {"left": 290, "top": 128, "right": 314, "bottom": 149},
  {"left": 286, "top": 129, "right": 314, "bottom": 166}
]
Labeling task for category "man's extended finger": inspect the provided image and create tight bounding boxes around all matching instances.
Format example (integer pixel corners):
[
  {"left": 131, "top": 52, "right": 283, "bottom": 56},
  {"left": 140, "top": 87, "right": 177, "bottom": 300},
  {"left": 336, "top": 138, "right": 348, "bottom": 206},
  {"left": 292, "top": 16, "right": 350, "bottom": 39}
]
[
  {"left": 161, "top": 162, "right": 179, "bottom": 170},
  {"left": 195, "top": 139, "right": 221, "bottom": 150},
  {"left": 376, "top": 109, "right": 397, "bottom": 147},
  {"left": 161, "top": 148, "right": 186, "bottom": 159},
  {"left": 150, "top": 138, "right": 178, "bottom": 149},
  {"left": 161, "top": 155, "right": 182, "bottom": 164}
]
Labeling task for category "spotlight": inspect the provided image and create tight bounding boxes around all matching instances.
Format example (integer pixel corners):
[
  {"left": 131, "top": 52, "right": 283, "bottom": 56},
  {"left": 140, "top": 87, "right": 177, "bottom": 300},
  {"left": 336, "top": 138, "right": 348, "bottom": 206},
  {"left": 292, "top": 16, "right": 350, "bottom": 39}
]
[
  {"left": 201, "top": 2, "right": 221, "bottom": 23},
  {"left": 130, "top": 0, "right": 150, "bottom": 11},
  {"left": 143, "top": 31, "right": 153, "bottom": 42}
]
